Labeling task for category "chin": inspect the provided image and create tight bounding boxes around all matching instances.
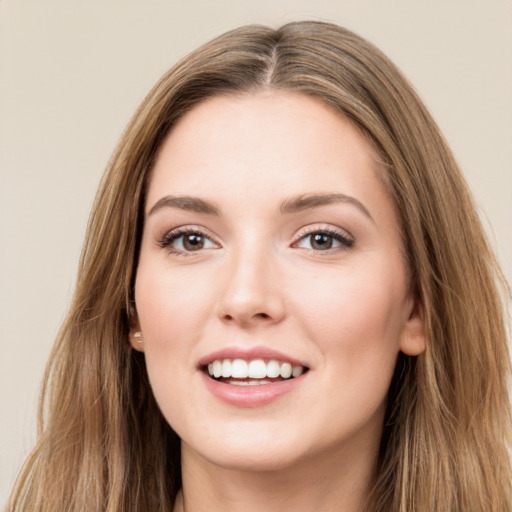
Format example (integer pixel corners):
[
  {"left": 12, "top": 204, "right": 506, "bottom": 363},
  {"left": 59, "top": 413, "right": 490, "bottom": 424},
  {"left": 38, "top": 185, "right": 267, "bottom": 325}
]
[
  {"left": 180, "top": 422, "right": 313, "bottom": 473},
  {"left": 197, "top": 444, "right": 308, "bottom": 473}
]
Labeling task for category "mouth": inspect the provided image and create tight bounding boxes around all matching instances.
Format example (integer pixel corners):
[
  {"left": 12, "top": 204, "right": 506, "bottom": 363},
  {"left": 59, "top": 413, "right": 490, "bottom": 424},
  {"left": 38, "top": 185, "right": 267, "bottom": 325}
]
[{"left": 203, "top": 358, "right": 309, "bottom": 386}]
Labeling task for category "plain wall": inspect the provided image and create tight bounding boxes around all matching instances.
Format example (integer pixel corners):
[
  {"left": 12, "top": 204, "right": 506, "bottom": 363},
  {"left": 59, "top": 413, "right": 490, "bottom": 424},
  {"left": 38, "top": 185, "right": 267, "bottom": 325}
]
[{"left": 1, "top": 0, "right": 511, "bottom": 505}]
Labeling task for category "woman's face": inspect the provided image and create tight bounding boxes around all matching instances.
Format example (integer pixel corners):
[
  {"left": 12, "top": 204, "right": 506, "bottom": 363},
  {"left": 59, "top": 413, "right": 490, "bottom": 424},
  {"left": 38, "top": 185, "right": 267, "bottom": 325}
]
[{"left": 134, "top": 92, "right": 425, "bottom": 472}]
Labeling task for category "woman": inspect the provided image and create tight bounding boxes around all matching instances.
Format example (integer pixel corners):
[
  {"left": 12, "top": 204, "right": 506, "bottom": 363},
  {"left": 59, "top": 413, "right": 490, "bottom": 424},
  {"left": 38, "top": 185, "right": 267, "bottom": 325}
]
[{"left": 9, "top": 21, "right": 512, "bottom": 511}]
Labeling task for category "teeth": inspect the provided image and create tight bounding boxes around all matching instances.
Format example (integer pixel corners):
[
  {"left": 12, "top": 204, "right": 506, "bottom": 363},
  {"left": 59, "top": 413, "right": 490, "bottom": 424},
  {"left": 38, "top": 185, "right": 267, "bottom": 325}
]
[
  {"left": 212, "top": 360, "right": 222, "bottom": 378},
  {"left": 280, "top": 362, "right": 292, "bottom": 379},
  {"left": 231, "top": 359, "right": 248, "bottom": 378},
  {"left": 226, "top": 379, "right": 271, "bottom": 386},
  {"left": 266, "top": 360, "right": 280, "bottom": 378},
  {"left": 248, "top": 359, "right": 267, "bottom": 378},
  {"left": 206, "top": 358, "right": 305, "bottom": 381},
  {"left": 292, "top": 365, "right": 303, "bottom": 378},
  {"left": 221, "top": 360, "right": 231, "bottom": 378}
]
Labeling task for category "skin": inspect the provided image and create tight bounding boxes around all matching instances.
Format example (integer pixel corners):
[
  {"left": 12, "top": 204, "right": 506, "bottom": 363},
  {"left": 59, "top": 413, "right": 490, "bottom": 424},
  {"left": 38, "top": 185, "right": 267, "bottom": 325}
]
[{"left": 132, "top": 92, "right": 425, "bottom": 512}]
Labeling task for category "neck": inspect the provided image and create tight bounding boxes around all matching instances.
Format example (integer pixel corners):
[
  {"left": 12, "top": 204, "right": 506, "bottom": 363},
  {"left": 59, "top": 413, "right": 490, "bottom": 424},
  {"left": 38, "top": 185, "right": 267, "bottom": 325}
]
[{"left": 174, "top": 440, "right": 378, "bottom": 512}]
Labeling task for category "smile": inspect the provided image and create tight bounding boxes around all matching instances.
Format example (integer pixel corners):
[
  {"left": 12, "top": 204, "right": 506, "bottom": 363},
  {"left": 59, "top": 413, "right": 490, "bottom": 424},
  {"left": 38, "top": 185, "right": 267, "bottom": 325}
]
[{"left": 206, "top": 358, "right": 306, "bottom": 385}]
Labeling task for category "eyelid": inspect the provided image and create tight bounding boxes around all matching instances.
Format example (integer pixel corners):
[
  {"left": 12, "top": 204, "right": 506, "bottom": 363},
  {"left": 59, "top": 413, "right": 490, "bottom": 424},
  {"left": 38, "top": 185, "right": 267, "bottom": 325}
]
[
  {"left": 156, "top": 223, "right": 353, "bottom": 255},
  {"left": 292, "top": 224, "right": 355, "bottom": 251},
  {"left": 157, "top": 225, "right": 221, "bottom": 253}
]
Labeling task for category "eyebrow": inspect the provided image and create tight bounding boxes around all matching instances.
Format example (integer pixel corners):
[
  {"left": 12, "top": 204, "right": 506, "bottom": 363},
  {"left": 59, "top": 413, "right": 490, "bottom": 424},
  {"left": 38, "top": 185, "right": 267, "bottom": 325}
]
[
  {"left": 148, "top": 195, "right": 221, "bottom": 216},
  {"left": 148, "top": 192, "right": 373, "bottom": 222},
  {"left": 280, "top": 193, "right": 374, "bottom": 222}
]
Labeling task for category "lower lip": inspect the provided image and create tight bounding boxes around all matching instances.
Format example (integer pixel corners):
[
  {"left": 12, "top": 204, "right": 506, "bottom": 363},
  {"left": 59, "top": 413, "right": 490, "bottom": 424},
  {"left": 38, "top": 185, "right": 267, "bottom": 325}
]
[{"left": 200, "top": 372, "right": 306, "bottom": 408}]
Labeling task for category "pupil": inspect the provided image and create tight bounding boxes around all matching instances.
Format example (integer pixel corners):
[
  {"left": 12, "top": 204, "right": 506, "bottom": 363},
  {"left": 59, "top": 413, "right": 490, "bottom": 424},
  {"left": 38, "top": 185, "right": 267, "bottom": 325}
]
[
  {"left": 184, "top": 234, "right": 204, "bottom": 250},
  {"left": 312, "top": 233, "right": 332, "bottom": 250}
]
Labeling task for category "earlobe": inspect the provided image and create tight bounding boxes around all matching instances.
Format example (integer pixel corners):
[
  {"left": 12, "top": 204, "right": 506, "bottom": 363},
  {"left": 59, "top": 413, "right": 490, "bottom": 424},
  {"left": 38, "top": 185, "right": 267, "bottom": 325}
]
[
  {"left": 399, "top": 298, "right": 426, "bottom": 356},
  {"left": 128, "top": 312, "right": 145, "bottom": 352}
]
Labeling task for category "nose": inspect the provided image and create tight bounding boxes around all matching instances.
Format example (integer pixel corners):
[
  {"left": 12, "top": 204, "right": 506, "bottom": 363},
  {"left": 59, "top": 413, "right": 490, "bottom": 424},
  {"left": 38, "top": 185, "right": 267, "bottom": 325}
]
[{"left": 217, "top": 248, "right": 286, "bottom": 327}]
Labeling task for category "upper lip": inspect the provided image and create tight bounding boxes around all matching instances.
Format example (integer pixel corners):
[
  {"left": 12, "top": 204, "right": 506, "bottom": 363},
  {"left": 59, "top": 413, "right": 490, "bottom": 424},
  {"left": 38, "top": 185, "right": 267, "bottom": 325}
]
[{"left": 198, "top": 346, "right": 308, "bottom": 368}]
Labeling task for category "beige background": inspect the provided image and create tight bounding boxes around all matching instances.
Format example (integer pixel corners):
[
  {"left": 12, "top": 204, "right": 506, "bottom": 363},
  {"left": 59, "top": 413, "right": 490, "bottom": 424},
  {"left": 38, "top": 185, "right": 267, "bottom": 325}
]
[{"left": 1, "top": 0, "right": 511, "bottom": 504}]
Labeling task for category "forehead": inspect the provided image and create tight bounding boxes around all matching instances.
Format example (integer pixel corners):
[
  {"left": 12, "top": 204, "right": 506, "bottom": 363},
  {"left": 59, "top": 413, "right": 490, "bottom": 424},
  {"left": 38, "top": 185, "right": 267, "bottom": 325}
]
[{"left": 147, "top": 91, "right": 391, "bottom": 219}]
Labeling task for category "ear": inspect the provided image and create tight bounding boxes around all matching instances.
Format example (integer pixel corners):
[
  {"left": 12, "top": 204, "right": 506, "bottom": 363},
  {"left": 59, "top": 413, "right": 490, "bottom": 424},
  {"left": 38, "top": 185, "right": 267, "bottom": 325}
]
[
  {"left": 128, "top": 311, "right": 145, "bottom": 352},
  {"left": 399, "top": 296, "right": 426, "bottom": 356}
]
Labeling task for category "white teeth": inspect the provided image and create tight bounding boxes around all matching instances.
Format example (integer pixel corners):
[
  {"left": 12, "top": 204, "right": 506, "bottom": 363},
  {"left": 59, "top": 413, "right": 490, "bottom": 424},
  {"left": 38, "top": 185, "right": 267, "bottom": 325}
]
[
  {"left": 280, "top": 362, "right": 292, "bottom": 379},
  {"left": 227, "top": 379, "right": 271, "bottom": 386},
  {"left": 206, "top": 358, "right": 306, "bottom": 381},
  {"left": 266, "top": 360, "right": 281, "bottom": 378},
  {"left": 221, "top": 359, "right": 231, "bottom": 378},
  {"left": 212, "top": 360, "right": 222, "bottom": 378},
  {"left": 292, "top": 365, "right": 303, "bottom": 378},
  {"left": 231, "top": 359, "right": 248, "bottom": 378},
  {"left": 248, "top": 359, "right": 267, "bottom": 378}
]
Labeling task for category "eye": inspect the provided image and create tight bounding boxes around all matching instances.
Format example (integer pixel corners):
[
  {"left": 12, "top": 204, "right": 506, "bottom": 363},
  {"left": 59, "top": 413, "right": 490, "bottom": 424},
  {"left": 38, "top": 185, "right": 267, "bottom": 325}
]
[
  {"left": 294, "top": 229, "right": 354, "bottom": 251},
  {"left": 159, "top": 228, "right": 219, "bottom": 254}
]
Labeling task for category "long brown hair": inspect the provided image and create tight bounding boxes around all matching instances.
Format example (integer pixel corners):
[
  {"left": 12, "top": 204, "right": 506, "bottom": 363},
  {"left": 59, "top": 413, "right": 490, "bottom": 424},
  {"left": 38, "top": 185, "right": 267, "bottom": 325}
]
[{"left": 9, "top": 21, "right": 512, "bottom": 511}]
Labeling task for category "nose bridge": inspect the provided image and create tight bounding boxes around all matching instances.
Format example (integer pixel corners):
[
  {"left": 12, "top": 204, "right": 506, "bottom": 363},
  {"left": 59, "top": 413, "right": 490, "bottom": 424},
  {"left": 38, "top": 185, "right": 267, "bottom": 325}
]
[{"left": 218, "top": 237, "right": 285, "bottom": 325}]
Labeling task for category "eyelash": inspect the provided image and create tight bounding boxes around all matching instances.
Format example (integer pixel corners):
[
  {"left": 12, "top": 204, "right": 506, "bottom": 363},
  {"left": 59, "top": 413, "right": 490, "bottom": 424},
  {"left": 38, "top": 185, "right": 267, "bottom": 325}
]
[
  {"left": 292, "top": 226, "right": 354, "bottom": 253},
  {"left": 158, "top": 227, "right": 219, "bottom": 256},
  {"left": 157, "top": 226, "right": 354, "bottom": 255}
]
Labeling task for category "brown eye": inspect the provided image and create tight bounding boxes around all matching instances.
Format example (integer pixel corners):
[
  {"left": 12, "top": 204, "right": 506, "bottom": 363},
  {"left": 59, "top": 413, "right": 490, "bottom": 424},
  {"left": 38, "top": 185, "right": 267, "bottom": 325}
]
[
  {"left": 294, "top": 229, "right": 354, "bottom": 251},
  {"left": 183, "top": 233, "right": 205, "bottom": 250},
  {"left": 159, "top": 229, "right": 219, "bottom": 254},
  {"left": 310, "top": 233, "right": 333, "bottom": 250}
]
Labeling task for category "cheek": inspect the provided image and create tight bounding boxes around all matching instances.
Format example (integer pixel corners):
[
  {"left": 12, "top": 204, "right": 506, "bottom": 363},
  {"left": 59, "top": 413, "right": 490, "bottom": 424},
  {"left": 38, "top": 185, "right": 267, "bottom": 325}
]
[
  {"left": 133, "top": 264, "right": 212, "bottom": 425},
  {"left": 134, "top": 261, "right": 215, "bottom": 344},
  {"left": 291, "top": 259, "right": 407, "bottom": 365}
]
